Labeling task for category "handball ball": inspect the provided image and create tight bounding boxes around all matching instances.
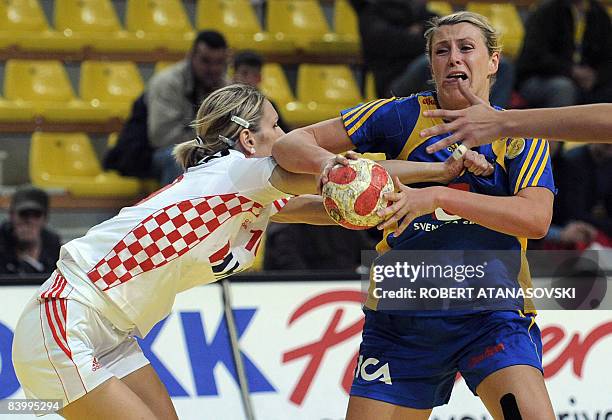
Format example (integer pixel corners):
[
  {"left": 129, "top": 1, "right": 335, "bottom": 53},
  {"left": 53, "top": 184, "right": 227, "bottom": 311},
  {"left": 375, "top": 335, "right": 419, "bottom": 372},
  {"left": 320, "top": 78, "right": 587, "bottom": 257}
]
[{"left": 322, "top": 158, "right": 394, "bottom": 230}]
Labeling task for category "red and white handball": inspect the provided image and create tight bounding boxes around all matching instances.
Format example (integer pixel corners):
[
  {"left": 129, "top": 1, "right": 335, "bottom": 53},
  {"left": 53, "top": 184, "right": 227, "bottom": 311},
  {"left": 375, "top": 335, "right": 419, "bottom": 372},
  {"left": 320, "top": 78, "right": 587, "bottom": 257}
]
[{"left": 322, "top": 158, "right": 394, "bottom": 230}]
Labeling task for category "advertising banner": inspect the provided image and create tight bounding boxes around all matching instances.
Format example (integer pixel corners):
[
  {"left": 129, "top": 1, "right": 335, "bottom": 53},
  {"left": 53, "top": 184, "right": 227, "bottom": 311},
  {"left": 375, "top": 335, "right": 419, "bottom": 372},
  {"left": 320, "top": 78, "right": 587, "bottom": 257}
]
[{"left": 0, "top": 282, "right": 611, "bottom": 419}]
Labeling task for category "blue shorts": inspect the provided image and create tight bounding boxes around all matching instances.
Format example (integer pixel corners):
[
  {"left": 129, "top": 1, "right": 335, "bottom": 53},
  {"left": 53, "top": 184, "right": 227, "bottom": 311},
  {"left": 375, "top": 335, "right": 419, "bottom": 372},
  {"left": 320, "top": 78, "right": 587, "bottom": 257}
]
[{"left": 350, "top": 310, "right": 543, "bottom": 409}]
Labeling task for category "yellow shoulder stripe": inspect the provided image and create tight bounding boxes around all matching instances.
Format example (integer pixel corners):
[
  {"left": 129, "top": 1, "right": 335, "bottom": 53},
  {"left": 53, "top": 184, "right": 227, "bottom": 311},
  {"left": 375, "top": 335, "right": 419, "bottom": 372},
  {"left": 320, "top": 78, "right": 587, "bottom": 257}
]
[
  {"left": 517, "top": 139, "right": 545, "bottom": 193},
  {"left": 513, "top": 139, "right": 539, "bottom": 194},
  {"left": 347, "top": 98, "right": 395, "bottom": 136},
  {"left": 342, "top": 99, "right": 382, "bottom": 124}
]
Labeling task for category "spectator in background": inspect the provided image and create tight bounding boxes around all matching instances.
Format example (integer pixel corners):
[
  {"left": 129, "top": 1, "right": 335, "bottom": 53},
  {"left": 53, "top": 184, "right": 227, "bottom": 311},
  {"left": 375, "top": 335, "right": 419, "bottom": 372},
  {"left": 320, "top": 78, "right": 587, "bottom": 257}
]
[
  {"left": 231, "top": 50, "right": 290, "bottom": 132},
  {"left": 0, "top": 187, "right": 61, "bottom": 276},
  {"left": 551, "top": 143, "right": 612, "bottom": 248},
  {"left": 516, "top": 0, "right": 612, "bottom": 108},
  {"left": 148, "top": 30, "right": 229, "bottom": 185},
  {"left": 351, "top": 0, "right": 514, "bottom": 107},
  {"left": 349, "top": 0, "right": 436, "bottom": 97}
]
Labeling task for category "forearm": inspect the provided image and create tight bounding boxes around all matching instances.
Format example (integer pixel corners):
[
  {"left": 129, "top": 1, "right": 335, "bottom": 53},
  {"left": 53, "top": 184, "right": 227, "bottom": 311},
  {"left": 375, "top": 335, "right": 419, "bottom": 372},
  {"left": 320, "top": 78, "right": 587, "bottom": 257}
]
[
  {"left": 503, "top": 105, "right": 612, "bottom": 142},
  {"left": 380, "top": 161, "right": 450, "bottom": 184},
  {"left": 272, "top": 128, "right": 336, "bottom": 174},
  {"left": 272, "top": 118, "right": 353, "bottom": 174},
  {"left": 271, "top": 195, "right": 335, "bottom": 225},
  {"left": 434, "top": 187, "right": 552, "bottom": 238}
]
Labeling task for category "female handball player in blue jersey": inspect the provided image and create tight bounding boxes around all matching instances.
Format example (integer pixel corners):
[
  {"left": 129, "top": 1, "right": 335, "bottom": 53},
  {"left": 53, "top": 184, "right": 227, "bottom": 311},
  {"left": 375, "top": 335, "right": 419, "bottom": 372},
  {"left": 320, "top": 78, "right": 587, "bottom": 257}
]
[
  {"left": 12, "top": 83, "right": 492, "bottom": 419},
  {"left": 273, "top": 12, "right": 556, "bottom": 420}
]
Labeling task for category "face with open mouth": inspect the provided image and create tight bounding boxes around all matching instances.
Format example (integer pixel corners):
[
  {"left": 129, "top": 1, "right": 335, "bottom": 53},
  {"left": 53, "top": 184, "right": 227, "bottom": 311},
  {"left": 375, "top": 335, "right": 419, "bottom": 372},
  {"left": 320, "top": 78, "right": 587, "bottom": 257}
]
[{"left": 429, "top": 22, "right": 499, "bottom": 110}]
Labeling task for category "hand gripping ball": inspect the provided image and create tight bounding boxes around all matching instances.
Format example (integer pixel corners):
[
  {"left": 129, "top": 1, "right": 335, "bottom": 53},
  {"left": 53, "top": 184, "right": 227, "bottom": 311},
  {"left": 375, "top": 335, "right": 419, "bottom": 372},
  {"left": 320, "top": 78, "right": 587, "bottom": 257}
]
[{"left": 322, "top": 158, "right": 394, "bottom": 230}]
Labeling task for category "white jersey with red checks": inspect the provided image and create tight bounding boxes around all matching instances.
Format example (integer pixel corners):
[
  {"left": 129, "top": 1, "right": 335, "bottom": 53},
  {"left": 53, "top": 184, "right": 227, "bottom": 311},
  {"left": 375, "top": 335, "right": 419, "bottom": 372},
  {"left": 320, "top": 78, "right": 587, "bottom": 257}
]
[{"left": 49, "top": 150, "right": 289, "bottom": 336}]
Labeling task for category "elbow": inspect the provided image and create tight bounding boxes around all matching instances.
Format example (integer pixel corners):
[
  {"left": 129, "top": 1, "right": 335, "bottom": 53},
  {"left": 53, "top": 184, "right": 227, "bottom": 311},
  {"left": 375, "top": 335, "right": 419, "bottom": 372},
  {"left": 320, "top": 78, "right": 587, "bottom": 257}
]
[
  {"left": 272, "top": 128, "right": 305, "bottom": 161},
  {"left": 524, "top": 209, "right": 553, "bottom": 239},
  {"left": 271, "top": 134, "right": 291, "bottom": 161}
]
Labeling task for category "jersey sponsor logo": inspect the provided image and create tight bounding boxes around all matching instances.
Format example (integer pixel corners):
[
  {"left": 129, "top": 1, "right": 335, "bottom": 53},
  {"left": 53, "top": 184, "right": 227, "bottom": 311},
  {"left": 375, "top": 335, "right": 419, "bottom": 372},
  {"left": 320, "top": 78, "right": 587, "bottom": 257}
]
[
  {"left": 468, "top": 343, "right": 506, "bottom": 368},
  {"left": 422, "top": 97, "right": 436, "bottom": 106},
  {"left": 505, "top": 138, "right": 525, "bottom": 159},
  {"left": 355, "top": 355, "right": 392, "bottom": 385}
]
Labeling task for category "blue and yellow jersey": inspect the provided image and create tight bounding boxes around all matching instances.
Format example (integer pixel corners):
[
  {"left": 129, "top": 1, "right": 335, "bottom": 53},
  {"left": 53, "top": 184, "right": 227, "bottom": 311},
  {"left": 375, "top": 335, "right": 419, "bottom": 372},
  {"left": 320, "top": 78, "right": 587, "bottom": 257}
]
[{"left": 341, "top": 92, "right": 556, "bottom": 313}]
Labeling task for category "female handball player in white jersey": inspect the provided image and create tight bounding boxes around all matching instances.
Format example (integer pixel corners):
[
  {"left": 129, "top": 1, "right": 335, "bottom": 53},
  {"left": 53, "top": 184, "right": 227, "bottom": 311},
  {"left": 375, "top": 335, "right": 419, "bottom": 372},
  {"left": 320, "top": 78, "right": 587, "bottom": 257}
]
[{"left": 11, "top": 84, "right": 492, "bottom": 419}]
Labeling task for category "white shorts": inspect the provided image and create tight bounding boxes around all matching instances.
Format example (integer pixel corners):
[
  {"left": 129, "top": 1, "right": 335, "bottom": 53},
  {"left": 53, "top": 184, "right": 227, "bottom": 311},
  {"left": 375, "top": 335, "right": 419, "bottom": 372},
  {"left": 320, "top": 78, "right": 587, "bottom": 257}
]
[{"left": 12, "top": 276, "right": 149, "bottom": 413}]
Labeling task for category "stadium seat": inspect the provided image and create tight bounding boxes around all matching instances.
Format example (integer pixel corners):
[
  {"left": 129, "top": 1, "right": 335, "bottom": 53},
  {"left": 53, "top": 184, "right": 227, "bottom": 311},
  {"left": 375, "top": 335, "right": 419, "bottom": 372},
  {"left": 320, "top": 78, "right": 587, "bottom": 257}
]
[
  {"left": 284, "top": 64, "right": 362, "bottom": 126},
  {"left": 466, "top": 3, "right": 524, "bottom": 59},
  {"left": 4, "top": 60, "right": 107, "bottom": 122},
  {"left": 0, "top": 0, "right": 73, "bottom": 51},
  {"left": 365, "top": 72, "right": 377, "bottom": 101},
  {"left": 267, "top": 0, "right": 356, "bottom": 54},
  {"left": 0, "top": 96, "right": 37, "bottom": 122},
  {"left": 30, "top": 132, "right": 142, "bottom": 197},
  {"left": 80, "top": 61, "right": 144, "bottom": 119},
  {"left": 259, "top": 64, "right": 295, "bottom": 116},
  {"left": 125, "top": 0, "right": 194, "bottom": 52},
  {"left": 333, "top": 0, "right": 361, "bottom": 54},
  {"left": 197, "top": 0, "right": 295, "bottom": 53},
  {"left": 427, "top": 1, "right": 453, "bottom": 17},
  {"left": 54, "top": 0, "right": 141, "bottom": 52},
  {"left": 154, "top": 61, "right": 179, "bottom": 73}
]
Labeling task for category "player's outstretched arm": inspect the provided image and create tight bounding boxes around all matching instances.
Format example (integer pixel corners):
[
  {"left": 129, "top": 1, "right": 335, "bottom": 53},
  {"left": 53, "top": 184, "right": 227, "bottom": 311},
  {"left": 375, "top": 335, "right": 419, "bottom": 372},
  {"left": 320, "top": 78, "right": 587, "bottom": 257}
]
[
  {"left": 378, "top": 179, "right": 553, "bottom": 239},
  {"left": 271, "top": 117, "right": 353, "bottom": 177},
  {"left": 421, "top": 80, "right": 612, "bottom": 154},
  {"left": 270, "top": 195, "right": 335, "bottom": 225},
  {"left": 272, "top": 117, "right": 493, "bottom": 187}
]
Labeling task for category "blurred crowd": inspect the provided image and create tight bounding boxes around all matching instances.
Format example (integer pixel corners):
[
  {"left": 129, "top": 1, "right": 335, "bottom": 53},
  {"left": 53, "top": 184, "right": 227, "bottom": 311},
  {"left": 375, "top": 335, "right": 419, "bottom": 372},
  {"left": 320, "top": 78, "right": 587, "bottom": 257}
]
[{"left": 1, "top": 0, "right": 611, "bottom": 277}]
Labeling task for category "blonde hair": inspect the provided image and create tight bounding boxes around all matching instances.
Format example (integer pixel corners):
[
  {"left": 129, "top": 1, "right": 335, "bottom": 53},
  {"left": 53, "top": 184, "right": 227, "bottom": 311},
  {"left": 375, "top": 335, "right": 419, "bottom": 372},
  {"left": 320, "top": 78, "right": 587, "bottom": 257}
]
[
  {"left": 173, "top": 84, "right": 267, "bottom": 170},
  {"left": 424, "top": 11, "right": 502, "bottom": 60}
]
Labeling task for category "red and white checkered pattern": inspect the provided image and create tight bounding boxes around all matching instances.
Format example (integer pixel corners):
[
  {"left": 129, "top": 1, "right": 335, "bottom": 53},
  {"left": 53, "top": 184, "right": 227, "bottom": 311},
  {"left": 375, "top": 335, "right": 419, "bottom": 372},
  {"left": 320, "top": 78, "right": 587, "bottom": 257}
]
[{"left": 87, "top": 194, "right": 262, "bottom": 291}]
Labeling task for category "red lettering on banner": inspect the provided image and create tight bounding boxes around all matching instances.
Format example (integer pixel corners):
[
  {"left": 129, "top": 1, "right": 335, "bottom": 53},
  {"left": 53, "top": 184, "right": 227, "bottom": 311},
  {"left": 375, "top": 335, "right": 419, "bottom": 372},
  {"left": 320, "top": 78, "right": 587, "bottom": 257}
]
[
  {"left": 282, "top": 290, "right": 365, "bottom": 405},
  {"left": 541, "top": 322, "right": 612, "bottom": 378}
]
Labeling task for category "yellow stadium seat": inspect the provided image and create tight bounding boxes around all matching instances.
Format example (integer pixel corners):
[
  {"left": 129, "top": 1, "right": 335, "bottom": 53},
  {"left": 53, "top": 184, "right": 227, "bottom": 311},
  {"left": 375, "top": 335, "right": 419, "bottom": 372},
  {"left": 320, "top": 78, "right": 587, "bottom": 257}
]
[
  {"left": 0, "top": 0, "right": 74, "bottom": 51},
  {"left": 54, "top": 0, "right": 142, "bottom": 52},
  {"left": 0, "top": 96, "right": 37, "bottom": 121},
  {"left": 107, "top": 132, "right": 119, "bottom": 148},
  {"left": 30, "top": 132, "right": 142, "bottom": 197},
  {"left": 466, "top": 3, "right": 524, "bottom": 59},
  {"left": 197, "top": 0, "right": 295, "bottom": 53},
  {"left": 4, "top": 60, "right": 106, "bottom": 122},
  {"left": 333, "top": 0, "right": 360, "bottom": 54},
  {"left": 80, "top": 61, "right": 144, "bottom": 119},
  {"left": 260, "top": 64, "right": 295, "bottom": 113},
  {"left": 427, "top": 1, "right": 453, "bottom": 17},
  {"left": 284, "top": 64, "right": 362, "bottom": 126},
  {"left": 154, "top": 61, "right": 179, "bottom": 73},
  {"left": 267, "top": 0, "right": 356, "bottom": 54},
  {"left": 365, "top": 72, "right": 377, "bottom": 102},
  {"left": 125, "top": 0, "right": 194, "bottom": 52}
]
